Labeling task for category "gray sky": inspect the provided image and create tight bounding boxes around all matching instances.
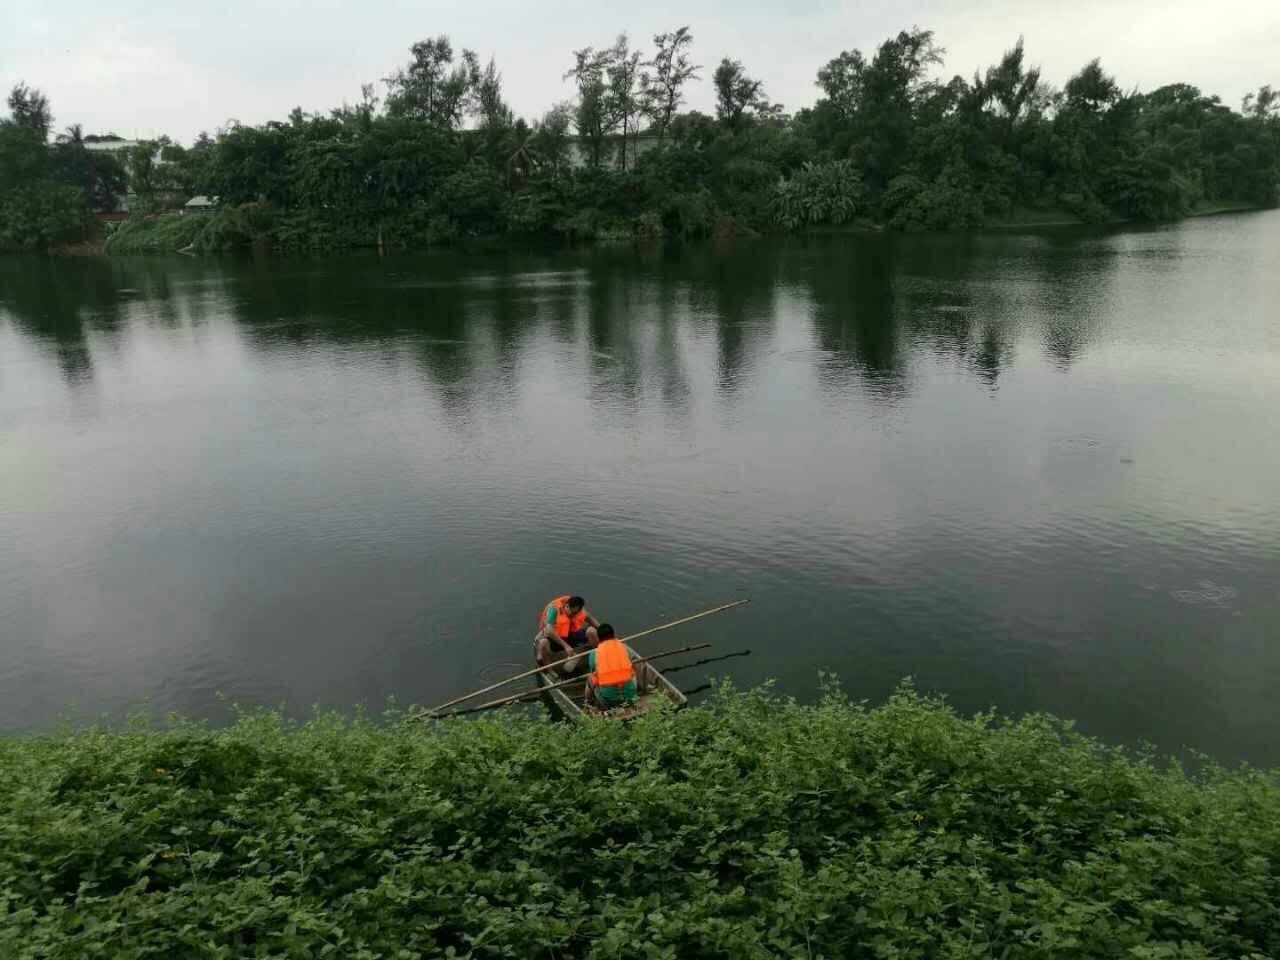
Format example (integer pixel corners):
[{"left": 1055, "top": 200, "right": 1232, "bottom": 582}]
[{"left": 3, "top": 0, "right": 1277, "bottom": 144}]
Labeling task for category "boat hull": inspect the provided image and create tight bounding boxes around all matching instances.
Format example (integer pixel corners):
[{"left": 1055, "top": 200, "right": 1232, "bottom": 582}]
[{"left": 533, "top": 640, "right": 687, "bottom": 720}]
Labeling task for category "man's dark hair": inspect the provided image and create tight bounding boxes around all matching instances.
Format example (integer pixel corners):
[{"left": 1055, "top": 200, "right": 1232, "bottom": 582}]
[
  {"left": 597, "top": 623, "right": 616, "bottom": 641},
  {"left": 567, "top": 595, "right": 585, "bottom": 611}
]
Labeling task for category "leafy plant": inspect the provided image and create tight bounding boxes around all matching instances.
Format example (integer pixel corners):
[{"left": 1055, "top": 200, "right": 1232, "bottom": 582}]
[
  {"left": 881, "top": 166, "right": 986, "bottom": 230},
  {"left": 772, "top": 159, "right": 866, "bottom": 230},
  {"left": 0, "top": 183, "right": 87, "bottom": 251},
  {"left": 1, "top": 685, "right": 1277, "bottom": 959}
]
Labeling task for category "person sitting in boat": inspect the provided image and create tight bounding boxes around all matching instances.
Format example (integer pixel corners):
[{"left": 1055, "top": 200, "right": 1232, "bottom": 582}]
[
  {"left": 536, "top": 594, "right": 599, "bottom": 670},
  {"left": 585, "top": 624, "right": 638, "bottom": 709}
]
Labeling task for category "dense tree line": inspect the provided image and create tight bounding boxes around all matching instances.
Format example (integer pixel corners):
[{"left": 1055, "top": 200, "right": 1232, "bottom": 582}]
[
  {"left": 3, "top": 27, "right": 1279, "bottom": 252},
  {"left": 0, "top": 83, "right": 210, "bottom": 250},
  {"left": 0, "top": 85, "right": 123, "bottom": 250}
]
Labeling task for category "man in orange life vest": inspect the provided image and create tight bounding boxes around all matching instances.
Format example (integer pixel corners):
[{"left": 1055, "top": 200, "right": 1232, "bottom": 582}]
[
  {"left": 586, "top": 623, "right": 638, "bottom": 708},
  {"left": 535, "top": 595, "right": 599, "bottom": 671}
]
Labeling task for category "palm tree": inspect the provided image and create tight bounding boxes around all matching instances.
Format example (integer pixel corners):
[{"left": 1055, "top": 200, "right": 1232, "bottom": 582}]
[{"left": 506, "top": 120, "right": 539, "bottom": 189}]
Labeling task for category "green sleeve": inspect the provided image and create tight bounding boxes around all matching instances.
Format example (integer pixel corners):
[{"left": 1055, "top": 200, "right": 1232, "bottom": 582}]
[
  {"left": 544, "top": 604, "right": 556, "bottom": 628},
  {"left": 587, "top": 650, "right": 597, "bottom": 671}
]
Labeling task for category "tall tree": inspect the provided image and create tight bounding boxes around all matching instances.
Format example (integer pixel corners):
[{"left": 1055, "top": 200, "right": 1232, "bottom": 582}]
[
  {"left": 6, "top": 83, "right": 51, "bottom": 140},
  {"left": 565, "top": 44, "right": 624, "bottom": 168},
  {"left": 384, "top": 37, "right": 481, "bottom": 128},
  {"left": 813, "top": 28, "right": 944, "bottom": 195},
  {"left": 816, "top": 50, "right": 868, "bottom": 124},
  {"left": 1063, "top": 59, "right": 1121, "bottom": 114},
  {"left": 51, "top": 124, "right": 127, "bottom": 212},
  {"left": 475, "top": 57, "right": 514, "bottom": 133},
  {"left": 1047, "top": 59, "right": 1131, "bottom": 216},
  {"left": 532, "top": 102, "right": 574, "bottom": 177},
  {"left": 713, "top": 58, "right": 765, "bottom": 131},
  {"left": 0, "top": 86, "right": 50, "bottom": 191},
  {"left": 642, "top": 27, "right": 700, "bottom": 142},
  {"left": 505, "top": 118, "right": 537, "bottom": 188},
  {"left": 1242, "top": 85, "right": 1278, "bottom": 119},
  {"left": 978, "top": 38, "right": 1045, "bottom": 150},
  {"left": 0, "top": 86, "right": 88, "bottom": 250},
  {"left": 606, "top": 35, "right": 644, "bottom": 170}
]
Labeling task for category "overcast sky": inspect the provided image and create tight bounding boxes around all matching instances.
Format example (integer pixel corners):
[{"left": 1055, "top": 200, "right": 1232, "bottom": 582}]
[{"left": 3, "top": 0, "right": 1277, "bottom": 144}]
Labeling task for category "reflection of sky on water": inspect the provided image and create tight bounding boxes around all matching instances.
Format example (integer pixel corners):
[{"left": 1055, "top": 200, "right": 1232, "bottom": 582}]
[{"left": 2, "top": 213, "right": 1279, "bottom": 764}]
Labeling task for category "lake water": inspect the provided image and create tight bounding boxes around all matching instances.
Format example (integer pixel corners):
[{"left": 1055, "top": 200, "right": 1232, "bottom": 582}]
[{"left": 2, "top": 214, "right": 1278, "bottom": 763}]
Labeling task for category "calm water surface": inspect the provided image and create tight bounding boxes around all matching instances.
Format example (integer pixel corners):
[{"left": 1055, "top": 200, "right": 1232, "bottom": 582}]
[{"left": 2, "top": 215, "right": 1279, "bottom": 763}]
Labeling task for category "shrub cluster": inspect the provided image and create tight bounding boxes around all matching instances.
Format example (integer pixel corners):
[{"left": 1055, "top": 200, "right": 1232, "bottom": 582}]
[{"left": 1, "top": 685, "right": 1277, "bottom": 958}]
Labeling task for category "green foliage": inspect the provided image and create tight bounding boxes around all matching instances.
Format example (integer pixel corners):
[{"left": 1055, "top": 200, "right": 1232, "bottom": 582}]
[
  {"left": 0, "top": 183, "right": 87, "bottom": 250},
  {"left": 662, "top": 188, "right": 717, "bottom": 237},
  {"left": 121, "top": 140, "right": 189, "bottom": 213},
  {"left": 4, "top": 30, "right": 1279, "bottom": 254},
  {"left": 772, "top": 159, "right": 865, "bottom": 229},
  {"left": 439, "top": 161, "right": 507, "bottom": 235},
  {"left": 103, "top": 214, "right": 208, "bottom": 254},
  {"left": 641, "top": 27, "right": 700, "bottom": 140},
  {"left": 0, "top": 88, "right": 91, "bottom": 250},
  {"left": 530, "top": 104, "right": 574, "bottom": 178},
  {"left": 105, "top": 204, "right": 288, "bottom": 254},
  {"left": 812, "top": 29, "right": 944, "bottom": 198},
  {"left": 506, "top": 178, "right": 572, "bottom": 235},
  {"left": 6, "top": 83, "right": 51, "bottom": 140},
  {"left": 882, "top": 167, "right": 986, "bottom": 230},
  {"left": 565, "top": 36, "right": 648, "bottom": 171},
  {"left": 1102, "top": 144, "right": 1201, "bottom": 221},
  {"left": 206, "top": 122, "right": 294, "bottom": 207},
  {"left": 713, "top": 58, "right": 767, "bottom": 131},
  {"left": 0, "top": 686, "right": 1277, "bottom": 958},
  {"left": 384, "top": 36, "right": 481, "bottom": 129},
  {"left": 48, "top": 127, "right": 128, "bottom": 213}
]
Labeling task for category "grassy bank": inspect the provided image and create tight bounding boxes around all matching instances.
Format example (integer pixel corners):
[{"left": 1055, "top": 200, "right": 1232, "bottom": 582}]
[
  {"left": 98, "top": 200, "right": 1271, "bottom": 257},
  {"left": 104, "top": 215, "right": 210, "bottom": 254},
  {"left": 2, "top": 685, "right": 1277, "bottom": 958}
]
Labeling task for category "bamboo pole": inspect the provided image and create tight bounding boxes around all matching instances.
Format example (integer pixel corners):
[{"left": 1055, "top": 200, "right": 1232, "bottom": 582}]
[
  {"left": 433, "top": 643, "right": 712, "bottom": 719},
  {"left": 611, "top": 599, "right": 750, "bottom": 647},
  {"left": 437, "top": 689, "right": 545, "bottom": 718},
  {"left": 426, "top": 599, "right": 749, "bottom": 715}
]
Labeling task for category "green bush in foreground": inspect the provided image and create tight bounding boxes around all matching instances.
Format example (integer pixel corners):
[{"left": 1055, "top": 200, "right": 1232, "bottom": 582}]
[{"left": 1, "top": 685, "right": 1277, "bottom": 959}]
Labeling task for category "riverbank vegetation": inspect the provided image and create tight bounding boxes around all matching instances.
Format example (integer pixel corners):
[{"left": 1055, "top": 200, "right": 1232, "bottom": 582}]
[
  {"left": 2, "top": 685, "right": 1277, "bottom": 958},
  {"left": 4, "top": 27, "right": 1280, "bottom": 253},
  {"left": 0, "top": 86, "right": 125, "bottom": 251}
]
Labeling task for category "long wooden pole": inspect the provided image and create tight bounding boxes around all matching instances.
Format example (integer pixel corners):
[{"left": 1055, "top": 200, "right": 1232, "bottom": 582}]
[
  {"left": 612, "top": 599, "right": 750, "bottom": 647},
  {"left": 434, "top": 643, "right": 712, "bottom": 719},
  {"left": 427, "top": 598, "right": 749, "bottom": 715},
  {"left": 436, "top": 689, "right": 544, "bottom": 718}
]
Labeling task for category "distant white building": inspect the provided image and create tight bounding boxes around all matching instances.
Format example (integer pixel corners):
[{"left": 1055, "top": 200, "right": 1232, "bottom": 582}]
[
  {"left": 84, "top": 136, "right": 184, "bottom": 215},
  {"left": 182, "top": 196, "right": 218, "bottom": 215},
  {"left": 84, "top": 138, "right": 143, "bottom": 155}
]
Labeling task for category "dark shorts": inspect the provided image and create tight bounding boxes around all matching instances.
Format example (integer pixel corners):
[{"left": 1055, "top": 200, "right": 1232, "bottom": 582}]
[
  {"left": 535, "top": 630, "right": 591, "bottom": 676},
  {"left": 590, "top": 677, "right": 638, "bottom": 706}
]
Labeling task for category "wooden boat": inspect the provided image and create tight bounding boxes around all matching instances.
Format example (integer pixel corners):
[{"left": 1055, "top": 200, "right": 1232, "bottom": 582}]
[{"left": 533, "top": 639, "right": 688, "bottom": 720}]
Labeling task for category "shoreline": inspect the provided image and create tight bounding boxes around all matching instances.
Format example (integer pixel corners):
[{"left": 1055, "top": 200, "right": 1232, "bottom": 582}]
[{"left": 59, "top": 202, "right": 1268, "bottom": 259}]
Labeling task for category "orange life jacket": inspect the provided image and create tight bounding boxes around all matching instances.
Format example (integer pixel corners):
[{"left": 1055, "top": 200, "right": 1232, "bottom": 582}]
[
  {"left": 592, "top": 638, "right": 635, "bottom": 687},
  {"left": 544, "top": 595, "right": 587, "bottom": 640}
]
